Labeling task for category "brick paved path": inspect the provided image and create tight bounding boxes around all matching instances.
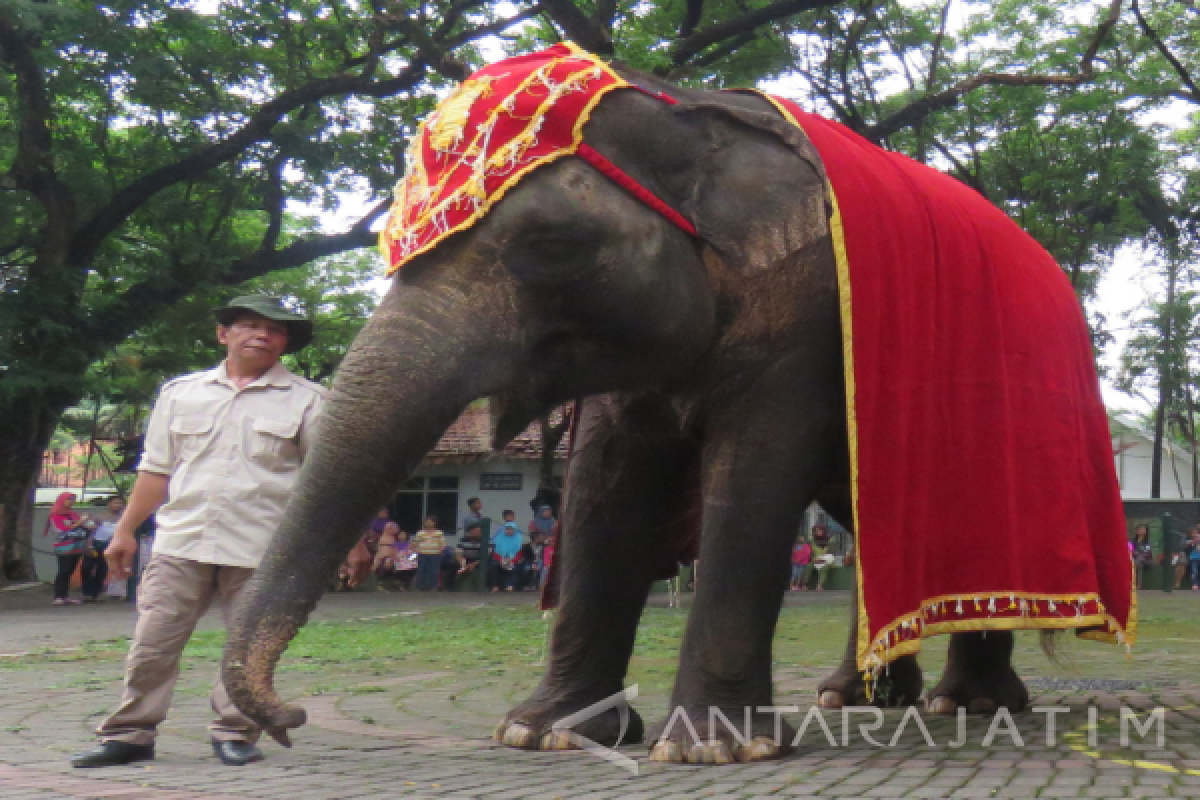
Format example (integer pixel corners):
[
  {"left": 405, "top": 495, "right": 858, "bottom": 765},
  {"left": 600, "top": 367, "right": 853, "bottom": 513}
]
[{"left": 3, "top": 590, "right": 1198, "bottom": 799}]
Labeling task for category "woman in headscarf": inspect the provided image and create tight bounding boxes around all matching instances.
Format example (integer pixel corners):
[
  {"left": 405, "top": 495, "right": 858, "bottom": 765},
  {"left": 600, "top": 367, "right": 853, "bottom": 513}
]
[
  {"left": 44, "top": 492, "right": 93, "bottom": 605},
  {"left": 491, "top": 521, "right": 525, "bottom": 592},
  {"left": 528, "top": 505, "right": 556, "bottom": 538}
]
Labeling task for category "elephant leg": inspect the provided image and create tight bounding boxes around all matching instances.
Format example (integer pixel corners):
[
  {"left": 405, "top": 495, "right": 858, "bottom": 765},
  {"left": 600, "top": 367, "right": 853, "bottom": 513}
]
[
  {"left": 647, "top": 384, "right": 842, "bottom": 765},
  {"left": 496, "top": 392, "right": 698, "bottom": 751},
  {"left": 815, "top": 591, "right": 923, "bottom": 709},
  {"left": 812, "top": 486, "right": 923, "bottom": 709},
  {"left": 925, "top": 631, "right": 1029, "bottom": 715}
]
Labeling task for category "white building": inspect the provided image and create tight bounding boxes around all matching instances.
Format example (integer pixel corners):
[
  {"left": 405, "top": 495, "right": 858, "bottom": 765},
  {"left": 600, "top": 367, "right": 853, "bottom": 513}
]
[{"left": 1111, "top": 412, "right": 1197, "bottom": 499}]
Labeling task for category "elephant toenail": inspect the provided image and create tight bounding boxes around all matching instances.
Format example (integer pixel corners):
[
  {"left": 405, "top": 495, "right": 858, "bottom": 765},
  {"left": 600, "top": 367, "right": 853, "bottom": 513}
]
[
  {"left": 926, "top": 696, "right": 957, "bottom": 715},
  {"left": 818, "top": 690, "right": 845, "bottom": 709},
  {"left": 649, "top": 739, "right": 683, "bottom": 762},
  {"left": 499, "top": 722, "right": 535, "bottom": 748},
  {"left": 538, "top": 731, "right": 575, "bottom": 750}
]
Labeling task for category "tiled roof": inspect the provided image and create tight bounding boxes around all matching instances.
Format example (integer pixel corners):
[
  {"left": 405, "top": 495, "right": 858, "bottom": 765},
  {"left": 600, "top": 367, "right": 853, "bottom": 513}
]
[{"left": 423, "top": 401, "right": 570, "bottom": 464}]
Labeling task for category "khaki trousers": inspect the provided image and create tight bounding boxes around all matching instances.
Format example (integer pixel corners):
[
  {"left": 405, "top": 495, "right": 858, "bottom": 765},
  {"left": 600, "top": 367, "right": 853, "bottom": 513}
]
[{"left": 97, "top": 553, "right": 259, "bottom": 746}]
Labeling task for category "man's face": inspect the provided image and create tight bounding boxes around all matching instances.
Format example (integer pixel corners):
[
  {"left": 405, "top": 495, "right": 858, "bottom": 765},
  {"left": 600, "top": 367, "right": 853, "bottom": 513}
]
[
  {"left": 108, "top": 497, "right": 126, "bottom": 515},
  {"left": 466, "top": 527, "right": 481, "bottom": 540},
  {"left": 469, "top": 500, "right": 482, "bottom": 513},
  {"left": 503, "top": 512, "right": 515, "bottom": 522},
  {"left": 217, "top": 312, "right": 289, "bottom": 371}
]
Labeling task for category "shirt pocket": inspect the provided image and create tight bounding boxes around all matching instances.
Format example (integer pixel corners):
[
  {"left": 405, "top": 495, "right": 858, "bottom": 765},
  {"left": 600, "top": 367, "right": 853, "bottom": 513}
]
[
  {"left": 249, "top": 416, "right": 303, "bottom": 469},
  {"left": 169, "top": 414, "right": 214, "bottom": 464}
]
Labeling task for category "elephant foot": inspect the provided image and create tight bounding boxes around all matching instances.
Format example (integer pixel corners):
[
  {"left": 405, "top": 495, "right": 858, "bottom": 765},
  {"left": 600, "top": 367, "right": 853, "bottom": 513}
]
[
  {"left": 494, "top": 688, "right": 644, "bottom": 751},
  {"left": 925, "top": 632, "right": 1028, "bottom": 715},
  {"left": 817, "top": 654, "right": 922, "bottom": 709},
  {"left": 645, "top": 706, "right": 793, "bottom": 765}
]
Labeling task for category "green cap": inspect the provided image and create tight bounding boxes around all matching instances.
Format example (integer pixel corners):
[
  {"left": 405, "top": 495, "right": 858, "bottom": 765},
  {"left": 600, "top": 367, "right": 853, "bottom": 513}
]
[{"left": 213, "top": 295, "right": 314, "bottom": 354}]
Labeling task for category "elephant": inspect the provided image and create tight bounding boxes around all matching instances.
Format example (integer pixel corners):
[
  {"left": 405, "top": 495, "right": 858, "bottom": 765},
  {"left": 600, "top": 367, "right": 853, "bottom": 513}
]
[{"left": 221, "top": 49, "right": 1098, "bottom": 766}]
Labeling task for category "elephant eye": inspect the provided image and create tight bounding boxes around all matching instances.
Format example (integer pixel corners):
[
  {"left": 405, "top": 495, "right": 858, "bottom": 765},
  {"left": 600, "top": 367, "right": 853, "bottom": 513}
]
[{"left": 503, "top": 226, "right": 605, "bottom": 285}]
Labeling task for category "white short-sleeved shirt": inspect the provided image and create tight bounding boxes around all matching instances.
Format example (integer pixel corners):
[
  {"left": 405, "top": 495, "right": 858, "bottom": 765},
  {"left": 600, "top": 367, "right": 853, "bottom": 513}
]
[{"left": 138, "top": 361, "right": 326, "bottom": 568}]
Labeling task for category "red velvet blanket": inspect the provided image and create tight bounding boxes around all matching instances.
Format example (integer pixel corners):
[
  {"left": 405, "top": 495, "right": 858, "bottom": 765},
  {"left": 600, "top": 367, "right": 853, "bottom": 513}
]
[{"left": 761, "top": 94, "right": 1136, "bottom": 673}]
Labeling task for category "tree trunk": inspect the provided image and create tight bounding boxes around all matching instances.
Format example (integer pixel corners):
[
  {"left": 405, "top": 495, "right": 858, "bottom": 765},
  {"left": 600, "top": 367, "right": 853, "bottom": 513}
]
[
  {"left": 1151, "top": 263, "right": 1178, "bottom": 499},
  {"left": 0, "top": 395, "right": 62, "bottom": 582}
]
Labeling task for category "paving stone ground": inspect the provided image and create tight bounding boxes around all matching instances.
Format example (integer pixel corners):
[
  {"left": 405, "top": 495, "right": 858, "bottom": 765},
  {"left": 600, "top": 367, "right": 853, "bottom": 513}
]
[{"left": 1, "top": 587, "right": 1198, "bottom": 799}]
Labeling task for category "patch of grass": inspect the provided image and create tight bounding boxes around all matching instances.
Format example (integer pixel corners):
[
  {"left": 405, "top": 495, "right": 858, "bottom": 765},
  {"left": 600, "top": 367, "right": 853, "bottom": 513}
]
[{"left": 3, "top": 595, "right": 1196, "bottom": 692}]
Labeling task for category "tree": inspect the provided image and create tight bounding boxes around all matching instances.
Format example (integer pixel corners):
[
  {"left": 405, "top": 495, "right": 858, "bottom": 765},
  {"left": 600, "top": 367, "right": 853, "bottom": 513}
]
[{"left": 0, "top": 0, "right": 536, "bottom": 576}]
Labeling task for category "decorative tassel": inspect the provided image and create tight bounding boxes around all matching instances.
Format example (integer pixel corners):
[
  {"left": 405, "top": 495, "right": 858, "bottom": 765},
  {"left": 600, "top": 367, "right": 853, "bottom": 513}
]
[
  {"left": 955, "top": 599, "right": 964, "bottom": 615},
  {"left": 974, "top": 597, "right": 982, "bottom": 612},
  {"left": 1048, "top": 599, "right": 1057, "bottom": 612},
  {"left": 987, "top": 597, "right": 996, "bottom": 614}
]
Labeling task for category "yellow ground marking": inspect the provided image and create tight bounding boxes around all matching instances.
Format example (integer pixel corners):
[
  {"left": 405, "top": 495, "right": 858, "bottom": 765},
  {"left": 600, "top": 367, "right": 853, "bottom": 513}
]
[{"left": 1063, "top": 704, "right": 1198, "bottom": 774}]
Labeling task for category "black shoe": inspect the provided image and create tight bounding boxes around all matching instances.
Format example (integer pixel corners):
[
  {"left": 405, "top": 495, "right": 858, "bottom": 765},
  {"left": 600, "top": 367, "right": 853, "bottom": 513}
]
[
  {"left": 211, "top": 739, "right": 263, "bottom": 766},
  {"left": 71, "top": 741, "right": 155, "bottom": 768}
]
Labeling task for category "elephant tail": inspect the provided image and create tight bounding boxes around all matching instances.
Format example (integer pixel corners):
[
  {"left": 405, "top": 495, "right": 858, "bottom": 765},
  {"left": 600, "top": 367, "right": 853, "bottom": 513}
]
[{"left": 1039, "top": 629, "right": 1066, "bottom": 666}]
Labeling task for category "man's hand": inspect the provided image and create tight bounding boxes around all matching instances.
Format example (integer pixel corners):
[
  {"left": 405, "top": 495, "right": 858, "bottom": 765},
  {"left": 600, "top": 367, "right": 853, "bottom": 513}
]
[
  {"left": 105, "top": 530, "right": 138, "bottom": 580},
  {"left": 104, "top": 470, "right": 170, "bottom": 581}
]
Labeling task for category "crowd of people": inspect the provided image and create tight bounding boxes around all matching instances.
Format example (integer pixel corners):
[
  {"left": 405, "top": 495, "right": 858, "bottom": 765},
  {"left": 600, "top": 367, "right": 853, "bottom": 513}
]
[
  {"left": 1130, "top": 522, "right": 1200, "bottom": 590},
  {"left": 789, "top": 523, "right": 853, "bottom": 591},
  {"left": 337, "top": 499, "right": 558, "bottom": 593}
]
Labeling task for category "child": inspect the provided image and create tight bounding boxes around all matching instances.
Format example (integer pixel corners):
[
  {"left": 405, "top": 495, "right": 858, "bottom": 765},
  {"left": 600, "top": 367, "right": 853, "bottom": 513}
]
[{"left": 791, "top": 534, "right": 813, "bottom": 591}]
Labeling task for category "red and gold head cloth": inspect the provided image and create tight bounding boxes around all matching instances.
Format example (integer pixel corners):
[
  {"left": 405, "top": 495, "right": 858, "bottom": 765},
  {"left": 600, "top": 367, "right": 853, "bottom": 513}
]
[{"left": 380, "top": 42, "right": 629, "bottom": 274}]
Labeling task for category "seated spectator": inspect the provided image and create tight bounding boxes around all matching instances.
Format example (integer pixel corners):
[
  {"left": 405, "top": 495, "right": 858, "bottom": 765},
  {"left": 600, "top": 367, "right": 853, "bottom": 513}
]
[
  {"left": 337, "top": 533, "right": 374, "bottom": 591},
  {"left": 1131, "top": 524, "right": 1153, "bottom": 590},
  {"left": 491, "top": 521, "right": 524, "bottom": 592},
  {"left": 540, "top": 531, "right": 556, "bottom": 589},
  {"left": 439, "top": 543, "right": 461, "bottom": 590},
  {"left": 392, "top": 529, "right": 417, "bottom": 590},
  {"left": 810, "top": 525, "right": 831, "bottom": 591},
  {"left": 517, "top": 534, "right": 540, "bottom": 591},
  {"left": 528, "top": 504, "right": 556, "bottom": 541},
  {"left": 791, "top": 533, "right": 812, "bottom": 591},
  {"left": 457, "top": 523, "right": 485, "bottom": 591}
]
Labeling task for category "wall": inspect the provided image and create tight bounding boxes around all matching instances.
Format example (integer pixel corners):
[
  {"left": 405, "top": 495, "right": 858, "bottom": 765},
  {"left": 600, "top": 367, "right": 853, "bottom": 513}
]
[
  {"left": 1113, "top": 432, "right": 1197, "bottom": 499},
  {"left": 399, "top": 458, "right": 561, "bottom": 543}
]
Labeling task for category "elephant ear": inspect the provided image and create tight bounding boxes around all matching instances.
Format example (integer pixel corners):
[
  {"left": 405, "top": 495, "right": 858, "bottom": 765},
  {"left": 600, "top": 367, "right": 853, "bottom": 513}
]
[{"left": 670, "top": 93, "right": 832, "bottom": 275}]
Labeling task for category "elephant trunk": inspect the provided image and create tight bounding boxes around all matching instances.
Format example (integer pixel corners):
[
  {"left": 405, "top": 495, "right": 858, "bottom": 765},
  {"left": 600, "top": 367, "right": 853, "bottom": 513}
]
[{"left": 221, "top": 277, "right": 516, "bottom": 743}]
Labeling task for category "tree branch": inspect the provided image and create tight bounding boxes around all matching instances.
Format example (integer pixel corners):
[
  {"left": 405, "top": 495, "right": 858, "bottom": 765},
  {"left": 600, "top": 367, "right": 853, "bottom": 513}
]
[
  {"left": 863, "top": 0, "right": 1124, "bottom": 142},
  {"left": 666, "top": 31, "right": 757, "bottom": 79},
  {"left": 67, "top": 2, "right": 534, "bottom": 269},
  {"left": 1132, "top": 0, "right": 1200, "bottom": 103},
  {"left": 680, "top": 0, "right": 706, "bottom": 39},
  {"left": 68, "top": 63, "right": 429, "bottom": 266},
  {"left": 0, "top": 14, "right": 76, "bottom": 263},
  {"left": 540, "top": 0, "right": 613, "bottom": 55},
  {"left": 80, "top": 199, "right": 390, "bottom": 355},
  {"left": 594, "top": 0, "right": 619, "bottom": 35},
  {"left": 260, "top": 157, "right": 286, "bottom": 255},
  {"left": 926, "top": 0, "right": 953, "bottom": 90},
  {"left": 670, "top": 0, "right": 842, "bottom": 67}
]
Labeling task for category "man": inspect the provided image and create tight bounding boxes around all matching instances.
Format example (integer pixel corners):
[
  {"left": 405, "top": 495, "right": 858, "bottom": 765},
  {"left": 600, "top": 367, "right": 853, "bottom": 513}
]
[
  {"left": 463, "top": 497, "right": 484, "bottom": 528},
  {"left": 71, "top": 295, "right": 324, "bottom": 769},
  {"left": 458, "top": 496, "right": 484, "bottom": 544}
]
